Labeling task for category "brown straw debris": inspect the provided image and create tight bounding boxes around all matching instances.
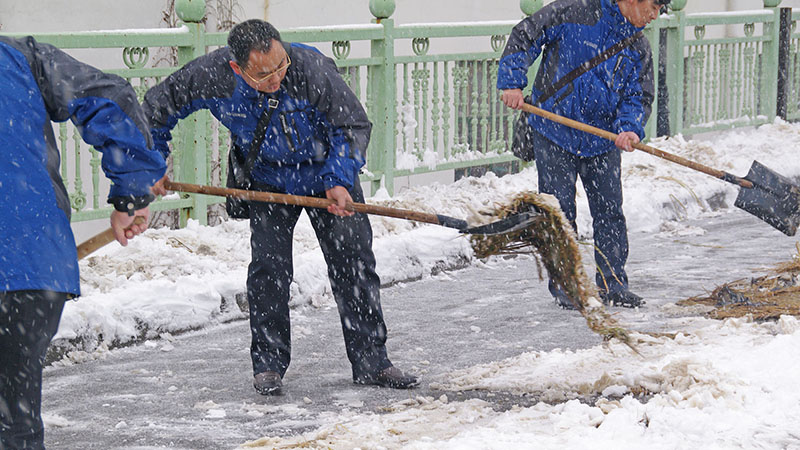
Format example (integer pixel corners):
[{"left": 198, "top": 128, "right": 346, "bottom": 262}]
[
  {"left": 678, "top": 247, "right": 800, "bottom": 320},
  {"left": 470, "top": 192, "right": 634, "bottom": 346}
]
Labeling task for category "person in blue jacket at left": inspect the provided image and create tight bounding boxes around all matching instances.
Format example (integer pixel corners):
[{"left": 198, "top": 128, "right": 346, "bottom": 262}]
[
  {"left": 145, "top": 19, "right": 417, "bottom": 396},
  {"left": 0, "top": 36, "right": 166, "bottom": 450}
]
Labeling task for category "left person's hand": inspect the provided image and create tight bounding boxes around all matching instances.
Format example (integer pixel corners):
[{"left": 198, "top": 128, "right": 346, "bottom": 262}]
[
  {"left": 150, "top": 174, "right": 169, "bottom": 196},
  {"left": 110, "top": 207, "right": 150, "bottom": 246},
  {"left": 325, "top": 186, "right": 355, "bottom": 217},
  {"left": 615, "top": 131, "right": 640, "bottom": 152}
]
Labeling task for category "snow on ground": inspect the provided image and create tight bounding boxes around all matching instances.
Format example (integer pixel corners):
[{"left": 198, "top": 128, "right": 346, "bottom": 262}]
[
  {"left": 241, "top": 317, "right": 800, "bottom": 450},
  {"left": 55, "top": 120, "right": 800, "bottom": 448}
]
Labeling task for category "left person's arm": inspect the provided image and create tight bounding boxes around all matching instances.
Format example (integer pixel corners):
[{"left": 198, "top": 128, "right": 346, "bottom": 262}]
[{"left": 29, "top": 38, "right": 167, "bottom": 243}]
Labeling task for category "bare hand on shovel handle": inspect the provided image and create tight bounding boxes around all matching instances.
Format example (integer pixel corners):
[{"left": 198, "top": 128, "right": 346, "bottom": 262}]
[{"left": 77, "top": 215, "right": 147, "bottom": 260}]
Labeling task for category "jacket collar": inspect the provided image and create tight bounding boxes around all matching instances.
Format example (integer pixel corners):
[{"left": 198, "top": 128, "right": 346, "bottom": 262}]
[
  {"left": 233, "top": 73, "right": 262, "bottom": 101},
  {"left": 602, "top": 0, "right": 645, "bottom": 38}
]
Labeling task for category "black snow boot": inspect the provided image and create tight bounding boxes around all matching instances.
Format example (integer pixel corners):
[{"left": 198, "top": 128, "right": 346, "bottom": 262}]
[
  {"left": 552, "top": 286, "right": 578, "bottom": 310},
  {"left": 600, "top": 289, "right": 645, "bottom": 308},
  {"left": 355, "top": 366, "right": 419, "bottom": 389}
]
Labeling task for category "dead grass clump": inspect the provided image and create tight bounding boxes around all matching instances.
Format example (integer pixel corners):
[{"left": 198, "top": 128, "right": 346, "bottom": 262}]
[
  {"left": 470, "top": 192, "right": 633, "bottom": 345},
  {"left": 678, "top": 252, "right": 800, "bottom": 320}
]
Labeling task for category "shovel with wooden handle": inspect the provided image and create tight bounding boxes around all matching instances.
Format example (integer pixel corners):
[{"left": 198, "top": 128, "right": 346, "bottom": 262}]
[
  {"left": 519, "top": 103, "right": 800, "bottom": 236},
  {"left": 76, "top": 182, "right": 542, "bottom": 259},
  {"left": 163, "top": 180, "right": 543, "bottom": 235}
]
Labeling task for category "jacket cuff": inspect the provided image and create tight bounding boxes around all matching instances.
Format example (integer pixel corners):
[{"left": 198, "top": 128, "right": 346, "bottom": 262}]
[
  {"left": 321, "top": 157, "right": 358, "bottom": 191},
  {"left": 108, "top": 194, "right": 155, "bottom": 216}
]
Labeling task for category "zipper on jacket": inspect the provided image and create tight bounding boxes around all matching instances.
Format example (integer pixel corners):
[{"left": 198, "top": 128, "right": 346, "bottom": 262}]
[{"left": 279, "top": 114, "right": 296, "bottom": 152}]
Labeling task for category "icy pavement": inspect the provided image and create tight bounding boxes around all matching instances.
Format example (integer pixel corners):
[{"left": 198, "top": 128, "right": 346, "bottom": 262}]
[{"left": 41, "top": 207, "right": 800, "bottom": 449}]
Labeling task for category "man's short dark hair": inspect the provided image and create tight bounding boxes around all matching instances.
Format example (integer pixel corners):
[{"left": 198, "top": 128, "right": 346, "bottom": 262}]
[{"left": 228, "top": 19, "right": 282, "bottom": 68}]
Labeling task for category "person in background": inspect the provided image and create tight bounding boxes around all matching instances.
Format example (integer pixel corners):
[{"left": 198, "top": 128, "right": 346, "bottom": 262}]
[
  {"left": 144, "top": 19, "right": 417, "bottom": 395},
  {"left": 0, "top": 35, "right": 166, "bottom": 449},
  {"left": 498, "top": 0, "right": 669, "bottom": 309}
]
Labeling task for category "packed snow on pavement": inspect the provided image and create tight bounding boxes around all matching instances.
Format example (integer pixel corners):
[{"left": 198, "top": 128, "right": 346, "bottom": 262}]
[{"left": 50, "top": 120, "right": 800, "bottom": 449}]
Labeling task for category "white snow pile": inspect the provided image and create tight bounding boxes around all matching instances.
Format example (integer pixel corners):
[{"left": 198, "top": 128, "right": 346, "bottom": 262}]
[{"left": 241, "top": 316, "right": 800, "bottom": 449}]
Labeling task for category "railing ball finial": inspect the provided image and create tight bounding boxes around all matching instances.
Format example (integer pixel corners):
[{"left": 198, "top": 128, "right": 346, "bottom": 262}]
[
  {"left": 763, "top": 0, "right": 782, "bottom": 7},
  {"left": 669, "top": 0, "right": 687, "bottom": 11},
  {"left": 520, "top": 0, "right": 543, "bottom": 15},
  {"left": 369, "top": 0, "right": 396, "bottom": 20},
  {"left": 176, "top": 0, "right": 206, "bottom": 23}
]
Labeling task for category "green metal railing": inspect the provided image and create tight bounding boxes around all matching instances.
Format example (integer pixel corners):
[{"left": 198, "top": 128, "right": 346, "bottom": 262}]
[
  {"left": 2, "top": 0, "right": 797, "bottom": 226},
  {"left": 661, "top": 7, "right": 781, "bottom": 134}
]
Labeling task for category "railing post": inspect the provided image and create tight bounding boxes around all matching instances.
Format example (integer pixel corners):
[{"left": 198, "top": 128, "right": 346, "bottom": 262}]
[
  {"left": 761, "top": 0, "right": 782, "bottom": 123},
  {"left": 520, "top": 0, "right": 543, "bottom": 15},
  {"left": 175, "top": 0, "right": 209, "bottom": 226},
  {"left": 368, "top": 0, "right": 397, "bottom": 196},
  {"left": 666, "top": 0, "right": 686, "bottom": 136},
  {"left": 777, "top": 7, "right": 792, "bottom": 119}
]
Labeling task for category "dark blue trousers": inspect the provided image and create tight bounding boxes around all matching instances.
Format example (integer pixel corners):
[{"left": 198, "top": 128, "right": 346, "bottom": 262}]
[
  {"left": 1, "top": 291, "right": 67, "bottom": 450},
  {"left": 532, "top": 132, "right": 630, "bottom": 294},
  {"left": 246, "top": 181, "right": 391, "bottom": 381}
]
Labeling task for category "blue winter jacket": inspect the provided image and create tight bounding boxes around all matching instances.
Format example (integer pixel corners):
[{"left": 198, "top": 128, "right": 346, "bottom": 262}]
[
  {"left": 0, "top": 36, "right": 167, "bottom": 296},
  {"left": 144, "top": 43, "right": 371, "bottom": 196},
  {"left": 497, "top": 0, "right": 655, "bottom": 157}
]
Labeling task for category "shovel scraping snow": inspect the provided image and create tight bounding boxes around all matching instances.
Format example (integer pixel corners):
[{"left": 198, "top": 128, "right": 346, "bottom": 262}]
[
  {"left": 518, "top": 103, "right": 800, "bottom": 236},
  {"left": 164, "top": 180, "right": 543, "bottom": 236}
]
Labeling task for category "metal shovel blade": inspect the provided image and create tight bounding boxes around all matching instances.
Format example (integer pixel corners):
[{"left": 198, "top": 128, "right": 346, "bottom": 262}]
[
  {"left": 734, "top": 160, "right": 800, "bottom": 236},
  {"left": 461, "top": 211, "right": 543, "bottom": 235}
]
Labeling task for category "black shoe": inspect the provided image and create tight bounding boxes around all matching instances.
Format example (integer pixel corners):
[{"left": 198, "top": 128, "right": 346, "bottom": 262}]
[
  {"left": 253, "top": 371, "right": 282, "bottom": 395},
  {"left": 554, "top": 291, "right": 578, "bottom": 310},
  {"left": 355, "top": 366, "right": 419, "bottom": 389},
  {"left": 552, "top": 286, "right": 578, "bottom": 310},
  {"left": 599, "top": 289, "right": 644, "bottom": 308}
]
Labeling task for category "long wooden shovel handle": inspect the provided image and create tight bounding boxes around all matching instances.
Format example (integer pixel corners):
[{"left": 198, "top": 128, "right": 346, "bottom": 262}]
[
  {"left": 163, "top": 180, "right": 468, "bottom": 230},
  {"left": 76, "top": 216, "right": 146, "bottom": 260},
  {"left": 519, "top": 103, "right": 755, "bottom": 189}
]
